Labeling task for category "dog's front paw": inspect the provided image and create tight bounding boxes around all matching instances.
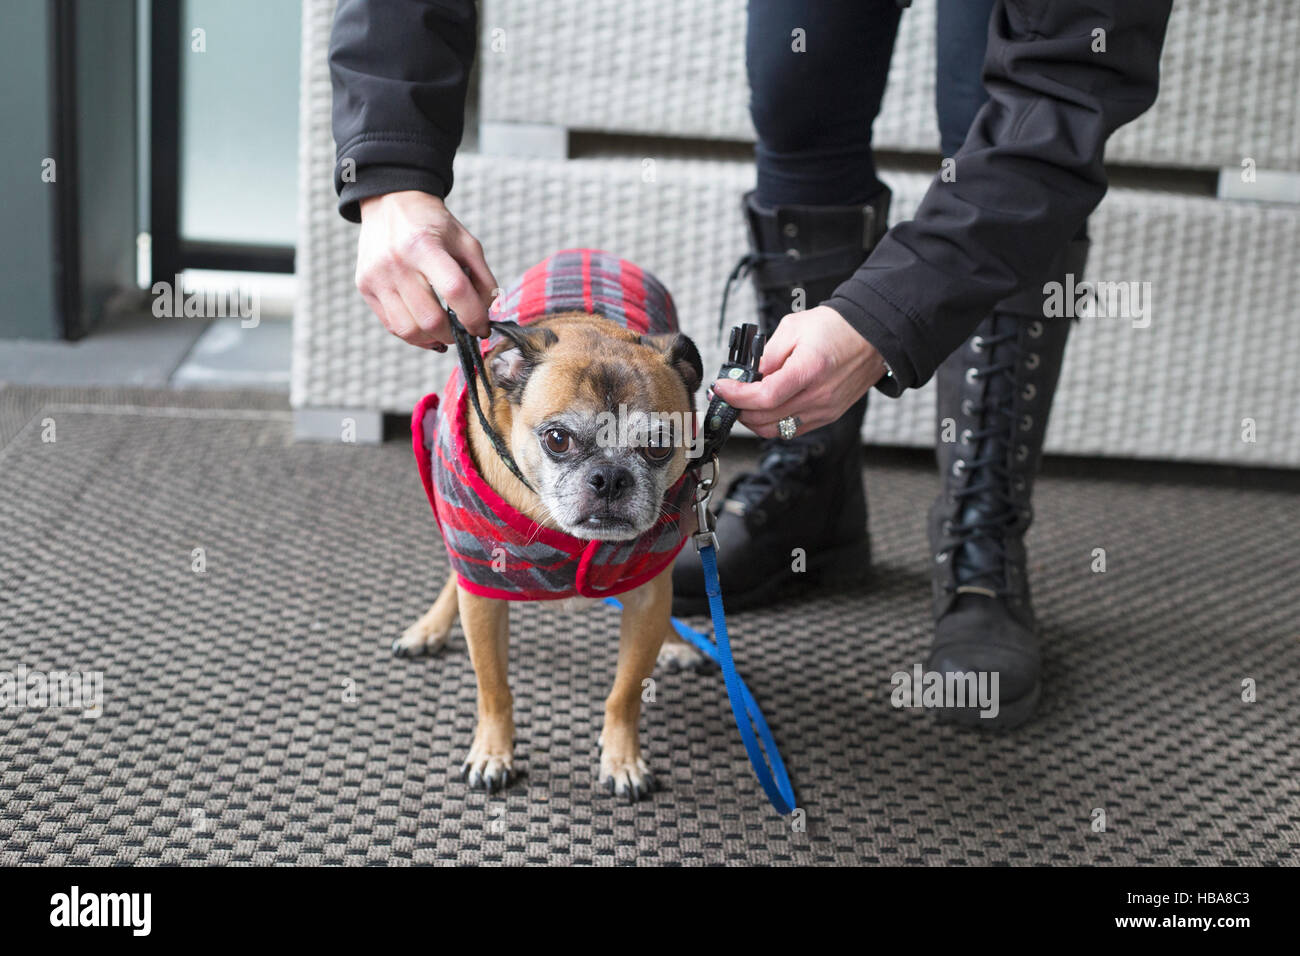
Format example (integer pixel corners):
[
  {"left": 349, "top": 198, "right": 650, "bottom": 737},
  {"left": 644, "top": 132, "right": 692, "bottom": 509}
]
[
  {"left": 460, "top": 748, "right": 515, "bottom": 794},
  {"left": 392, "top": 619, "right": 452, "bottom": 657},
  {"left": 460, "top": 724, "right": 516, "bottom": 794},
  {"left": 598, "top": 748, "right": 656, "bottom": 803}
]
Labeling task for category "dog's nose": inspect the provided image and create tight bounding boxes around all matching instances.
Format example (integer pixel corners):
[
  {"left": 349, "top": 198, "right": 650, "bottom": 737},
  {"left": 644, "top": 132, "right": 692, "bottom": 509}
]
[{"left": 587, "top": 465, "right": 633, "bottom": 502}]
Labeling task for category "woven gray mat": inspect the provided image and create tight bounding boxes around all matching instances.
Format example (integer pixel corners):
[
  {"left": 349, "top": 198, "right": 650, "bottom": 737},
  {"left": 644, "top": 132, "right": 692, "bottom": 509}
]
[{"left": 1, "top": 386, "right": 1296, "bottom": 865}]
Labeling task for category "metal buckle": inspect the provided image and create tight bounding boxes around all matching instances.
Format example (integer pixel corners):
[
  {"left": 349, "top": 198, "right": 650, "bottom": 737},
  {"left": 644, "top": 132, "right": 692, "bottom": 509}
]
[{"left": 692, "top": 455, "right": 720, "bottom": 552}]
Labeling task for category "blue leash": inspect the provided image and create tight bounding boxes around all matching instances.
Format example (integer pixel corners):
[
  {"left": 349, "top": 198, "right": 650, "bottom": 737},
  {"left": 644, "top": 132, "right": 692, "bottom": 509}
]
[{"left": 602, "top": 468, "right": 796, "bottom": 817}]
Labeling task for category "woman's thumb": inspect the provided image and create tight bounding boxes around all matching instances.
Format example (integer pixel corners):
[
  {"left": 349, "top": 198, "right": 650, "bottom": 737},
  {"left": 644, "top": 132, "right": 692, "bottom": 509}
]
[{"left": 757, "top": 319, "right": 797, "bottom": 376}]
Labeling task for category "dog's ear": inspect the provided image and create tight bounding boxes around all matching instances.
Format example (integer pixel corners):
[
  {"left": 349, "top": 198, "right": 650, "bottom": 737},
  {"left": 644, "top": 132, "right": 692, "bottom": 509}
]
[
  {"left": 487, "top": 322, "right": 558, "bottom": 401},
  {"left": 640, "top": 332, "right": 704, "bottom": 397}
]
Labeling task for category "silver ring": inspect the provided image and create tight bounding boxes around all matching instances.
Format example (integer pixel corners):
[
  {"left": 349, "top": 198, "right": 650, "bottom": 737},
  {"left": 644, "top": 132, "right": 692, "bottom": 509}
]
[{"left": 778, "top": 416, "right": 799, "bottom": 440}]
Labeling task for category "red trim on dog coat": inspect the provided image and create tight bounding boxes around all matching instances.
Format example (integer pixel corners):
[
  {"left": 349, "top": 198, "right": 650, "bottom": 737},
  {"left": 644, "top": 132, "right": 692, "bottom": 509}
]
[{"left": 412, "top": 249, "right": 696, "bottom": 601}]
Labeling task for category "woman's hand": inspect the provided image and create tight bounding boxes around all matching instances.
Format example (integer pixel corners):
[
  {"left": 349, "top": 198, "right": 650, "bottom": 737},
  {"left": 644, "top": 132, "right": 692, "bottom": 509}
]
[
  {"left": 711, "top": 305, "right": 887, "bottom": 438},
  {"left": 355, "top": 191, "right": 498, "bottom": 348}
]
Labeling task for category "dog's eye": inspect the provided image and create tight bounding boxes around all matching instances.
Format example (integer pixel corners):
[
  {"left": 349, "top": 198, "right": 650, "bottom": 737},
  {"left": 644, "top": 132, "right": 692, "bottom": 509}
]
[
  {"left": 543, "top": 429, "right": 572, "bottom": 454},
  {"left": 643, "top": 433, "right": 673, "bottom": 462}
]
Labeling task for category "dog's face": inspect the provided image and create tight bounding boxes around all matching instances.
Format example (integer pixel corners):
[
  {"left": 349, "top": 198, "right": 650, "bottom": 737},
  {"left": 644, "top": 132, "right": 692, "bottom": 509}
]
[{"left": 486, "top": 313, "right": 703, "bottom": 541}]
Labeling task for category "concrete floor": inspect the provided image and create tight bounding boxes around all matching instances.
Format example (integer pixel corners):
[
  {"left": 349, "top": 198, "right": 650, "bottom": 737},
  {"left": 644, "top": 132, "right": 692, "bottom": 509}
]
[{"left": 0, "top": 311, "right": 291, "bottom": 392}]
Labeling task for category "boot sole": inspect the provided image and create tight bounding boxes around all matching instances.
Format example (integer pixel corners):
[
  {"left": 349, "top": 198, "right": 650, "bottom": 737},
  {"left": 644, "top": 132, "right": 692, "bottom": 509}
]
[
  {"left": 671, "top": 535, "right": 871, "bottom": 617},
  {"left": 933, "top": 679, "right": 1041, "bottom": 731}
]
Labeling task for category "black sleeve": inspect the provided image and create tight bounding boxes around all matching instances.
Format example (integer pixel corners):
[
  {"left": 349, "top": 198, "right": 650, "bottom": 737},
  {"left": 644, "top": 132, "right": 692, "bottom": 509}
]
[
  {"left": 825, "top": 0, "right": 1173, "bottom": 396},
  {"left": 328, "top": 0, "right": 478, "bottom": 222}
]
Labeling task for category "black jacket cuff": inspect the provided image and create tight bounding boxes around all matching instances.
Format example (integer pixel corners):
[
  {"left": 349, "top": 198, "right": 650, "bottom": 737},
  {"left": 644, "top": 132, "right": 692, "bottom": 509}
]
[
  {"left": 335, "top": 142, "right": 451, "bottom": 222},
  {"left": 825, "top": 278, "right": 935, "bottom": 398}
]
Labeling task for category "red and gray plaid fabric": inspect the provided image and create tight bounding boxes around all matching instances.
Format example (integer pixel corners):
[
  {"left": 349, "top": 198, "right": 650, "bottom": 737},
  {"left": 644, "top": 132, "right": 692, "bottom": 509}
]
[{"left": 412, "top": 249, "right": 695, "bottom": 601}]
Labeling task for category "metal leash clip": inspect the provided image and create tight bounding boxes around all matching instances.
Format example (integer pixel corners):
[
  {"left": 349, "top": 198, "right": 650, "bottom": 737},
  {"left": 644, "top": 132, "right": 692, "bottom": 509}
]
[{"left": 692, "top": 454, "right": 720, "bottom": 552}]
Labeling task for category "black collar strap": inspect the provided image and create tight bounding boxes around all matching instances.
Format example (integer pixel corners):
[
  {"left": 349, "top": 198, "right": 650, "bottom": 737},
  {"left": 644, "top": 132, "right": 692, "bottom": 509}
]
[
  {"left": 447, "top": 311, "right": 536, "bottom": 493},
  {"left": 703, "top": 253, "right": 769, "bottom": 467},
  {"left": 695, "top": 321, "right": 766, "bottom": 469}
]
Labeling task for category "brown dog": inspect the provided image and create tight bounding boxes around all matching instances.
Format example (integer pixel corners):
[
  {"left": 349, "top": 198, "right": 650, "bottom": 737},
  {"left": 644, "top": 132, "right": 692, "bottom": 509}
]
[{"left": 398, "top": 252, "right": 706, "bottom": 801}]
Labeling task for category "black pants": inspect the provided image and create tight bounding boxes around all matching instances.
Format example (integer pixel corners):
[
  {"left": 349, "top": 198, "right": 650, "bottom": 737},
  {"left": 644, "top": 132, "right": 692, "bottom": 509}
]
[{"left": 748, "top": 0, "right": 997, "bottom": 207}]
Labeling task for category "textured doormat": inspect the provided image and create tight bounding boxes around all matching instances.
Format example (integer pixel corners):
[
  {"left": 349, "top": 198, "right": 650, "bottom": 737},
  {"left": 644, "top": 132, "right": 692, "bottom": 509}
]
[{"left": 0, "top": 385, "right": 1296, "bottom": 865}]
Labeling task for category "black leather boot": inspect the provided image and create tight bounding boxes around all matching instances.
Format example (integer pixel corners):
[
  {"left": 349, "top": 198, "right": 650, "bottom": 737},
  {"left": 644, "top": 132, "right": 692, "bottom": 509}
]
[
  {"left": 672, "top": 189, "right": 889, "bottom": 616},
  {"left": 926, "top": 238, "right": 1089, "bottom": 729}
]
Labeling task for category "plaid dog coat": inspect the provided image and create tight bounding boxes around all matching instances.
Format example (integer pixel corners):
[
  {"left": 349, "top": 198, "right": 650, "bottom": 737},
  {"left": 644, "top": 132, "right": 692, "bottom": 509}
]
[{"left": 412, "top": 249, "right": 696, "bottom": 601}]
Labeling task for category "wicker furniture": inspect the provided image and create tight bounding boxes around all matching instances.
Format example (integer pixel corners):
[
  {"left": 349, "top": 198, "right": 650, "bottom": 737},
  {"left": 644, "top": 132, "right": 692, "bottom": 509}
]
[
  {"left": 295, "top": 0, "right": 1300, "bottom": 467},
  {"left": 478, "top": 0, "right": 1300, "bottom": 172}
]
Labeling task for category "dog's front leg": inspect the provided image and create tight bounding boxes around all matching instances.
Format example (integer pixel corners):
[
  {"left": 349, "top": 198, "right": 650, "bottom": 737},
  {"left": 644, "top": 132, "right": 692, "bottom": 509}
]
[
  {"left": 457, "top": 585, "right": 515, "bottom": 792},
  {"left": 600, "top": 569, "right": 672, "bottom": 801}
]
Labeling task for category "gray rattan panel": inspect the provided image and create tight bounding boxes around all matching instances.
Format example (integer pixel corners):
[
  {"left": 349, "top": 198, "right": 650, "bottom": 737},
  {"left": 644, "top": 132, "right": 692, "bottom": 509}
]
[{"left": 479, "top": 0, "right": 1300, "bottom": 172}]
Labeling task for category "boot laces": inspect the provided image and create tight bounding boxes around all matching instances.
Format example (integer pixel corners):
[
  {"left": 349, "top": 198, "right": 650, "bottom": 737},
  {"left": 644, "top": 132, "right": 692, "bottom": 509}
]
[
  {"left": 941, "top": 328, "right": 1024, "bottom": 594},
  {"left": 717, "top": 250, "right": 788, "bottom": 339}
]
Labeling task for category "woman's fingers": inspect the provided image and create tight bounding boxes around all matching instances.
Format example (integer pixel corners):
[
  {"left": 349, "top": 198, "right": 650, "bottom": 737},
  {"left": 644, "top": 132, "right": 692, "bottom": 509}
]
[
  {"left": 712, "top": 339, "right": 821, "bottom": 436},
  {"left": 373, "top": 289, "right": 429, "bottom": 347},
  {"left": 448, "top": 229, "right": 499, "bottom": 310},
  {"left": 710, "top": 305, "right": 884, "bottom": 438},
  {"left": 395, "top": 276, "right": 453, "bottom": 345},
  {"left": 713, "top": 353, "right": 813, "bottom": 413},
  {"left": 407, "top": 242, "right": 491, "bottom": 337},
  {"left": 745, "top": 399, "right": 836, "bottom": 438}
]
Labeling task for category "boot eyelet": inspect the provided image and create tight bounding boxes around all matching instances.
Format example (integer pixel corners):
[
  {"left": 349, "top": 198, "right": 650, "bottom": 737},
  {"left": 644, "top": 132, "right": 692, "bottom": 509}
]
[
  {"left": 965, "top": 368, "right": 980, "bottom": 384},
  {"left": 942, "top": 520, "right": 954, "bottom": 535},
  {"left": 1021, "top": 508, "right": 1032, "bottom": 523},
  {"left": 1021, "top": 383, "right": 1037, "bottom": 401},
  {"left": 783, "top": 223, "right": 799, "bottom": 239},
  {"left": 1016, "top": 444, "right": 1029, "bottom": 462},
  {"left": 785, "top": 248, "right": 801, "bottom": 260},
  {"left": 1027, "top": 321, "right": 1044, "bottom": 338},
  {"left": 951, "top": 460, "right": 967, "bottom": 477},
  {"left": 1025, "top": 353, "right": 1040, "bottom": 370},
  {"left": 1014, "top": 477, "right": 1027, "bottom": 493},
  {"left": 960, "top": 429, "right": 973, "bottom": 445},
  {"left": 1020, "top": 414, "right": 1033, "bottom": 432},
  {"left": 935, "top": 552, "right": 949, "bottom": 564},
  {"left": 971, "top": 336, "right": 986, "bottom": 353},
  {"left": 961, "top": 399, "right": 975, "bottom": 416}
]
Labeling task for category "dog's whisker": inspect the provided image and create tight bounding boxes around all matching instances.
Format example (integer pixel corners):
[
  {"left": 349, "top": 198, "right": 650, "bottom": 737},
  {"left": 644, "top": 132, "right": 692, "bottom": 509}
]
[{"left": 520, "top": 498, "right": 558, "bottom": 548}]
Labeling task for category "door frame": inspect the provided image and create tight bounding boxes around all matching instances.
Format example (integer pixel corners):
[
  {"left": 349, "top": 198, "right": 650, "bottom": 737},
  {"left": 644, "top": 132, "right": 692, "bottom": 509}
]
[{"left": 148, "top": 0, "right": 295, "bottom": 284}]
